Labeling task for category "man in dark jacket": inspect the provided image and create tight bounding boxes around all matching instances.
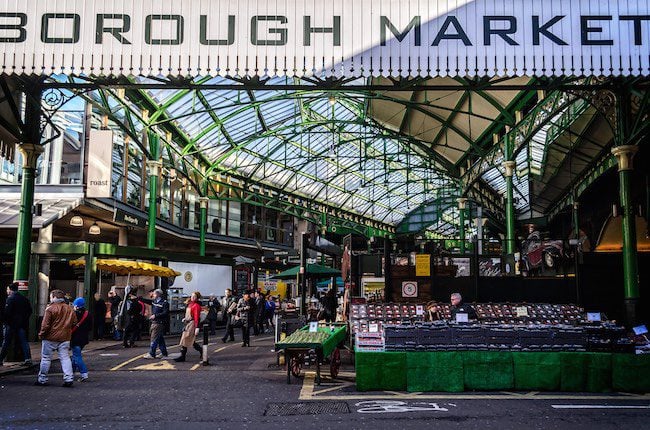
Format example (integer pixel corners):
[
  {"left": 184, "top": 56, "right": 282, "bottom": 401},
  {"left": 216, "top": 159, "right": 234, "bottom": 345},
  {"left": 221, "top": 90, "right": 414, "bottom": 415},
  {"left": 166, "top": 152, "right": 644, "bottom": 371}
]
[
  {"left": 108, "top": 289, "right": 122, "bottom": 340},
  {"left": 237, "top": 291, "right": 253, "bottom": 347},
  {"left": 0, "top": 282, "right": 33, "bottom": 366},
  {"left": 221, "top": 289, "right": 237, "bottom": 343},
  {"left": 450, "top": 293, "right": 478, "bottom": 321},
  {"left": 71, "top": 298, "right": 91, "bottom": 381},
  {"left": 254, "top": 292, "right": 265, "bottom": 335},
  {"left": 93, "top": 293, "right": 107, "bottom": 340},
  {"left": 206, "top": 295, "right": 221, "bottom": 336},
  {"left": 123, "top": 291, "right": 143, "bottom": 348},
  {"left": 144, "top": 289, "right": 169, "bottom": 359}
]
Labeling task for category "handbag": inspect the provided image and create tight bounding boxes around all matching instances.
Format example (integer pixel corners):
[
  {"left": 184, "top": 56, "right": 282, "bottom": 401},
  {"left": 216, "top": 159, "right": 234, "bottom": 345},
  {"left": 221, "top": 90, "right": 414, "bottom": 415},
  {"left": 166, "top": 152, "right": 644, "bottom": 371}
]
[{"left": 231, "top": 312, "right": 243, "bottom": 328}]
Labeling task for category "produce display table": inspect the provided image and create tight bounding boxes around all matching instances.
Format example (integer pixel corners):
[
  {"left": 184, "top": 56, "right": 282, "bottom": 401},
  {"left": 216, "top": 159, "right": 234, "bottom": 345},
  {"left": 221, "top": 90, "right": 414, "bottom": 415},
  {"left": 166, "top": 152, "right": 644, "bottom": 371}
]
[
  {"left": 276, "top": 324, "right": 347, "bottom": 385},
  {"left": 355, "top": 350, "right": 650, "bottom": 393}
]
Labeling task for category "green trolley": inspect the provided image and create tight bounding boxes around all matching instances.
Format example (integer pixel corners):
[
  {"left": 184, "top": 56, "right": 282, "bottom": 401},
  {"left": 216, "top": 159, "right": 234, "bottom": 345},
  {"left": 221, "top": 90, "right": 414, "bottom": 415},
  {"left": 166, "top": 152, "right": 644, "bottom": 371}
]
[{"left": 275, "top": 323, "right": 347, "bottom": 385}]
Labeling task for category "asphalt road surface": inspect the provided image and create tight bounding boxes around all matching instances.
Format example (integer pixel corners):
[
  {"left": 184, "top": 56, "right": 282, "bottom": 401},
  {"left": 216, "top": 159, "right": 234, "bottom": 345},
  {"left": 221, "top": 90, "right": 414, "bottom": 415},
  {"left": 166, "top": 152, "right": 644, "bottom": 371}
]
[{"left": 0, "top": 330, "right": 648, "bottom": 429}]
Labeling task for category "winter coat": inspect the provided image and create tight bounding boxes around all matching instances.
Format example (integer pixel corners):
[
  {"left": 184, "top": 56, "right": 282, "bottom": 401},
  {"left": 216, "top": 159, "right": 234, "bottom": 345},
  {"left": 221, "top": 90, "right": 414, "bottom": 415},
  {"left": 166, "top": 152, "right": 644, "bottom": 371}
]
[
  {"left": 207, "top": 298, "right": 221, "bottom": 321},
  {"left": 94, "top": 298, "right": 107, "bottom": 323},
  {"left": 254, "top": 296, "right": 265, "bottom": 321},
  {"left": 70, "top": 308, "right": 91, "bottom": 347},
  {"left": 150, "top": 297, "right": 169, "bottom": 324},
  {"left": 39, "top": 299, "right": 76, "bottom": 342},
  {"left": 3, "top": 292, "right": 32, "bottom": 329},
  {"left": 236, "top": 298, "right": 253, "bottom": 328},
  {"left": 223, "top": 296, "right": 238, "bottom": 324},
  {"left": 179, "top": 301, "right": 201, "bottom": 348}
]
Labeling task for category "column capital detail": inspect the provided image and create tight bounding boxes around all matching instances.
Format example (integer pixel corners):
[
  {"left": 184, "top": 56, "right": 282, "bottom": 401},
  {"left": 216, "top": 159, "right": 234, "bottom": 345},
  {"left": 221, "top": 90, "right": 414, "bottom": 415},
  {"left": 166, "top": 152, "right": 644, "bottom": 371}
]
[
  {"left": 18, "top": 143, "right": 44, "bottom": 169},
  {"left": 146, "top": 160, "right": 162, "bottom": 176},
  {"left": 502, "top": 160, "right": 517, "bottom": 177},
  {"left": 611, "top": 145, "right": 638, "bottom": 171},
  {"left": 456, "top": 197, "right": 468, "bottom": 210},
  {"left": 198, "top": 197, "right": 209, "bottom": 209}
]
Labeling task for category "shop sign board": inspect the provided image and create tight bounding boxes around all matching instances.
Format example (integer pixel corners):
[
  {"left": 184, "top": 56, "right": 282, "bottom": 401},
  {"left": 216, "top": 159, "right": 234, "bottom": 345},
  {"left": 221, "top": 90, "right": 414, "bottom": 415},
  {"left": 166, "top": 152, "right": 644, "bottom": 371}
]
[
  {"left": 113, "top": 208, "right": 147, "bottom": 228},
  {"left": 401, "top": 281, "right": 418, "bottom": 298},
  {"left": 415, "top": 254, "right": 431, "bottom": 277},
  {"left": 0, "top": 1, "right": 648, "bottom": 79},
  {"left": 86, "top": 130, "right": 113, "bottom": 198}
]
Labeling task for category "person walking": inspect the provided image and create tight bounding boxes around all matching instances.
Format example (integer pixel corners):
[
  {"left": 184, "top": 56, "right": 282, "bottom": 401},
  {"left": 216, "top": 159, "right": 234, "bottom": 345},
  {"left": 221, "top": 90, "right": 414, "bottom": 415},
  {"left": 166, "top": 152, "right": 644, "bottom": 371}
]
[
  {"left": 108, "top": 289, "right": 122, "bottom": 340},
  {"left": 221, "top": 289, "right": 237, "bottom": 343},
  {"left": 255, "top": 292, "right": 266, "bottom": 335},
  {"left": 250, "top": 291, "right": 259, "bottom": 336},
  {"left": 144, "top": 289, "right": 169, "bottom": 359},
  {"left": 35, "top": 289, "right": 76, "bottom": 387},
  {"left": 206, "top": 295, "right": 221, "bottom": 336},
  {"left": 93, "top": 293, "right": 106, "bottom": 340},
  {"left": 0, "top": 282, "right": 33, "bottom": 367},
  {"left": 70, "top": 298, "right": 91, "bottom": 382},
  {"left": 264, "top": 295, "right": 277, "bottom": 333},
  {"left": 122, "top": 290, "right": 143, "bottom": 348},
  {"left": 174, "top": 292, "right": 203, "bottom": 362},
  {"left": 237, "top": 291, "right": 253, "bottom": 347}
]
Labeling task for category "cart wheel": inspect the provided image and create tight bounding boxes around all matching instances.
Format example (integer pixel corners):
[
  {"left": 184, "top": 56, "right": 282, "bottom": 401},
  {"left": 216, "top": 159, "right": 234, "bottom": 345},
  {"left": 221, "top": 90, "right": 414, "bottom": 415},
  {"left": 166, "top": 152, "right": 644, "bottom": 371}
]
[
  {"left": 290, "top": 354, "right": 303, "bottom": 377},
  {"left": 330, "top": 348, "right": 341, "bottom": 379}
]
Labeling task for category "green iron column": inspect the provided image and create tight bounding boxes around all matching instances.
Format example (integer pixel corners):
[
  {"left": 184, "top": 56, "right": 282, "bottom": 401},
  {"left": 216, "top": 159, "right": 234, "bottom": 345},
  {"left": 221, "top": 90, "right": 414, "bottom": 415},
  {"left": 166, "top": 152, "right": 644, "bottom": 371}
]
[
  {"left": 457, "top": 197, "right": 467, "bottom": 253},
  {"left": 198, "top": 197, "right": 208, "bottom": 256},
  {"left": 611, "top": 145, "right": 639, "bottom": 325},
  {"left": 14, "top": 143, "right": 44, "bottom": 286},
  {"left": 146, "top": 158, "right": 161, "bottom": 249},
  {"left": 503, "top": 160, "right": 517, "bottom": 255}
]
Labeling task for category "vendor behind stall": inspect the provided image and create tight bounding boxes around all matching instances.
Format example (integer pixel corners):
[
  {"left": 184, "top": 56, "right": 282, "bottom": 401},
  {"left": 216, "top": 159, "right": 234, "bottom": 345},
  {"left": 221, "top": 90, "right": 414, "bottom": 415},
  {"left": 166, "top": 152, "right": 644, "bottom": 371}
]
[
  {"left": 450, "top": 293, "right": 477, "bottom": 321},
  {"left": 425, "top": 301, "right": 443, "bottom": 322}
]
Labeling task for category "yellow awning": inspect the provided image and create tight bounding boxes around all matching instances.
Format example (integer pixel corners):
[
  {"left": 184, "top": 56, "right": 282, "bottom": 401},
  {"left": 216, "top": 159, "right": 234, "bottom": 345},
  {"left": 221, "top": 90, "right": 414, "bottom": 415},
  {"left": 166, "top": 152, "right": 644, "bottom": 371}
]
[{"left": 69, "top": 259, "right": 180, "bottom": 277}]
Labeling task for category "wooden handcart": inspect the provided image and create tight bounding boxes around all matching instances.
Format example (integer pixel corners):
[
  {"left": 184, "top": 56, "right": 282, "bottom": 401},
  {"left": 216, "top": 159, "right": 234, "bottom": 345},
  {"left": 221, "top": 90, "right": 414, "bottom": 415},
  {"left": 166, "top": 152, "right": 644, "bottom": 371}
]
[{"left": 275, "top": 323, "right": 347, "bottom": 385}]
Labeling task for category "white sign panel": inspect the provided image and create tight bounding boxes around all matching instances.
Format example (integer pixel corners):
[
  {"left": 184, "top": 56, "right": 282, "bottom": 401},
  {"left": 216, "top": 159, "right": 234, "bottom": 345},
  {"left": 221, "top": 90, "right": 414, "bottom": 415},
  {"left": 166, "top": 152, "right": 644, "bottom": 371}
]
[
  {"left": 86, "top": 130, "right": 113, "bottom": 198},
  {"left": 168, "top": 261, "right": 232, "bottom": 298},
  {"left": 0, "top": 1, "right": 647, "bottom": 78}
]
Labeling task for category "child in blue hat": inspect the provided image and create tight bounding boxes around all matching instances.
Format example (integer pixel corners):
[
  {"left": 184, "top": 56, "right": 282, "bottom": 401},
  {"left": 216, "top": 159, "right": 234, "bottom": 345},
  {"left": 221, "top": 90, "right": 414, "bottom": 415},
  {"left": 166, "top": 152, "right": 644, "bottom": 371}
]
[{"left": 71, "top": 297, "right": 91, "bottom": 381}]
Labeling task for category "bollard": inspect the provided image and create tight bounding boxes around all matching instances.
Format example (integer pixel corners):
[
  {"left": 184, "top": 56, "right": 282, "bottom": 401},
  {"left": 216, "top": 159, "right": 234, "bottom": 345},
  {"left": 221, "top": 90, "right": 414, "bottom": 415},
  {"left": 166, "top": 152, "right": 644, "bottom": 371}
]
[{"left": 202, "top": 323, "right": 210, "bottom": 365}]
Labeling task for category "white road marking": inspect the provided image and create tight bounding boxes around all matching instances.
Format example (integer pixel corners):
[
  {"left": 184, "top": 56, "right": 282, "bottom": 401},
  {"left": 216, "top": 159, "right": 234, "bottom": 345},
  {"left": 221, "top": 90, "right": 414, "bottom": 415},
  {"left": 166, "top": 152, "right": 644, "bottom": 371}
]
[
  {"left": 355, "top": 400, "right": 454, "bottom": 414},
  {"left": 99, "top": 353, "right": 119, "bottom": 357},
  {"left": 551, "top": 404, "right": 650, "bottom": 409}
]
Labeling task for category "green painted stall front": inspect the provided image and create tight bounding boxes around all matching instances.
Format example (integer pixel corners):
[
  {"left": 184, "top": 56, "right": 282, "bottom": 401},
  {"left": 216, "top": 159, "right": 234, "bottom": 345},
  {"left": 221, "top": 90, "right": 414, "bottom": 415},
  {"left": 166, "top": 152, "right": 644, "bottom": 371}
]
[{"left": 355, "top": 351, "right": 650, "bottom": 393}]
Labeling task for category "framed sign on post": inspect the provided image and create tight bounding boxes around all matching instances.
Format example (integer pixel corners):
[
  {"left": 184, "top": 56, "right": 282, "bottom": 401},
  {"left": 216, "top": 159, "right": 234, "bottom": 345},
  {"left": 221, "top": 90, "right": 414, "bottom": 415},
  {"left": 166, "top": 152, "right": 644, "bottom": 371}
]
[{"left": 401, "top": 281, "right": 417, "bottom": 298}]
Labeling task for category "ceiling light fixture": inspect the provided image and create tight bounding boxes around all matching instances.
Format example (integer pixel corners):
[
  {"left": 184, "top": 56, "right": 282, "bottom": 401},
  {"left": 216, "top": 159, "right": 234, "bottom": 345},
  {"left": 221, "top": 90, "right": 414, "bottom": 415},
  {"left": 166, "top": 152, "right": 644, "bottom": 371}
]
[
  {"left": 69, "top": 215, "right": 83, "bottom": 227},
  {"left": 89, "top": 222, "right": 101, "bottom": 235}
]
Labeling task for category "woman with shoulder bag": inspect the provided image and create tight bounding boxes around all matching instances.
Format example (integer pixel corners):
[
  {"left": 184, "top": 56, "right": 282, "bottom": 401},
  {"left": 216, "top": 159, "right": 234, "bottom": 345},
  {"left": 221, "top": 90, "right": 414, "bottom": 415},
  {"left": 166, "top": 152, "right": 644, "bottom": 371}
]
[{"left": 174, "top": 292, "right": 203, "bottom": 362}]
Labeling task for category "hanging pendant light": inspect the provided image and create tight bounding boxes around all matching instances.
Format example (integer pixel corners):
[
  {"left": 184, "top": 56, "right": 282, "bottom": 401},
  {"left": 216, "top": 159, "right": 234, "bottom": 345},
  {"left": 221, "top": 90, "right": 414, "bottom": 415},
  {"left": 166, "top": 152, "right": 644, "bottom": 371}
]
[
  {"left": 89, "top": 222, "right": 101, "bottom": 235},
  {"left": 70, "top": 215, "right": 83, "bottom": 227}
]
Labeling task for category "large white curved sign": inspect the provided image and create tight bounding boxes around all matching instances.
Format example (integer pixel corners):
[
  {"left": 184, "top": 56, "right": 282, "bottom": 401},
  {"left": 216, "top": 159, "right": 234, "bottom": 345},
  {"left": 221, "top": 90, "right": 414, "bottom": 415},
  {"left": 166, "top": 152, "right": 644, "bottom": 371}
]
[{"left": 0, "top": 0, "right": 647, "bottom": 78}]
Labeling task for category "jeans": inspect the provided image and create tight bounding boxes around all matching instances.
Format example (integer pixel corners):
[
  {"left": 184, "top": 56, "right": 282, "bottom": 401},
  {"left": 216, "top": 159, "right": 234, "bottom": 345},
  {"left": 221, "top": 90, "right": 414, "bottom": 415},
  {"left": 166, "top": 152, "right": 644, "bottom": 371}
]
[
  {"left": 0, "top": 326, "right": 32, "bottom": 363},
  {"left": 38, "top": 340, "right": 73, "bottom": 383},
  {"left": 149, "top": 322, "right": 167, "bottom": 357},
  {"left": 71, "top": 345, "right": 88, "bottom": 377}
]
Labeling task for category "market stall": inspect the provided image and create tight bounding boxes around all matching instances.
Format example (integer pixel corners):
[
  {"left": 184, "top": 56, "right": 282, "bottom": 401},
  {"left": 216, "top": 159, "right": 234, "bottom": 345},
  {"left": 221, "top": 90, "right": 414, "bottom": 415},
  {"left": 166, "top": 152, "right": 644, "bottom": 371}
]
[
  {"left": 351, "top": 300, "right": 650, "bottom": 393},
  {"left": 275, "top": 323, "right": 347, "bottom": 385}
]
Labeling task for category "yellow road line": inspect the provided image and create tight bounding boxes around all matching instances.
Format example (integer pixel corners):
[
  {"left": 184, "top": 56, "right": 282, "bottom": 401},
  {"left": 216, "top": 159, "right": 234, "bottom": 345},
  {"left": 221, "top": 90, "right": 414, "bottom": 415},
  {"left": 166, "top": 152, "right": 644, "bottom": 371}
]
[
  {"left": 190, "top": 364, "right": 201, "bottom": 371},
  {"left": 213, "top": 346, "right": 228, "bottom": 353},
  {"left": 110, "top": 354, "right": 145, "bottom": 371}
]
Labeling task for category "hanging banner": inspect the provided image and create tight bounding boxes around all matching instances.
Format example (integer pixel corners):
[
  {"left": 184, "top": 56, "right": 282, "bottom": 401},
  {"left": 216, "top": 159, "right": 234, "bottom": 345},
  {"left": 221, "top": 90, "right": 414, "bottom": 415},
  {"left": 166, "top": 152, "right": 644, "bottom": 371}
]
[
  {"left": 86, "top": 130, "right": 113, "bottom": 198},
  {"left": 415, "top": 254, "right": 431, "bottom": 277},
  {"left": 0, "top": 1, "right": 647, "bottom": 78}
]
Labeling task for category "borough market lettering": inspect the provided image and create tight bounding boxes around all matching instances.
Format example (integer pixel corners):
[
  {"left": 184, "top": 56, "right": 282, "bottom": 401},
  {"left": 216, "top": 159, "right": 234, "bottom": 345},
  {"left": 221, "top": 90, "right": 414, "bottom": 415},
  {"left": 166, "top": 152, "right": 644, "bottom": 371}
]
[{"left": 0, "top": 13, "right": 648, "bottom": 47}]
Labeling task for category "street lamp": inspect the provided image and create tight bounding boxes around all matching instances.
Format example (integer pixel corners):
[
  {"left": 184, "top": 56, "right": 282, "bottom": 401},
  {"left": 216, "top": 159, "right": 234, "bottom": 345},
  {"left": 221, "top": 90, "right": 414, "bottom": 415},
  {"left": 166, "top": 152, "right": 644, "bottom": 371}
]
[{"left": 89, "top": 222, "right": 101, "bottom": 235}]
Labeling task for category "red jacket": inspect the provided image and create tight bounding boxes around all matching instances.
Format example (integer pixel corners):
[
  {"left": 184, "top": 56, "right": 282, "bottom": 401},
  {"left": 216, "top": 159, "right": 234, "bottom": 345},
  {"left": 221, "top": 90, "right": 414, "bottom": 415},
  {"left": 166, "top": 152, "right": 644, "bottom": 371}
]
[{"left": 187, "top": 301, "right": 201, "bottom": 327}]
